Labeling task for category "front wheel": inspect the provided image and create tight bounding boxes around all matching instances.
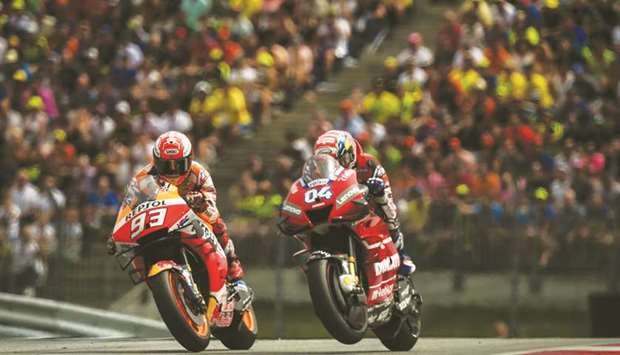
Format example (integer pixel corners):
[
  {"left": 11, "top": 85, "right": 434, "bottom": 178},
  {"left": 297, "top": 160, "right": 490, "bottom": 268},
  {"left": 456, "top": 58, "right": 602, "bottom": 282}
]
[
  {"left": 307, "top": 259, "right": 367, "bottom": 344},
  {"left": 149, "top": 270, "right": 210, "bottom": 352},
  {"left": 212, "top": 305, "right": 258, "bottom": 349}
]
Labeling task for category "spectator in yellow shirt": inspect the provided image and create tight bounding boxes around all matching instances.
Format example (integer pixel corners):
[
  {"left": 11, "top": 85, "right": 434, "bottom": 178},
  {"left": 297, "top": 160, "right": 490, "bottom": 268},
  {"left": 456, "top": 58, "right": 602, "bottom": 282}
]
[
  {"left": 229, "top": 0, "right": 263, "bottom": 18},
  {"left": 525, "top": 63, "right": 554, "bottom": 109},
  {"left": 461, "top": 0, "right": 493, "bottom": 28},
  {"left": 204, "top": 66, "right": 253, "bottom": 134},
  {"left": 495, "top": 61, "right": 527, "bottom": 102},
  {"left": 189, "top": 81, "right": 215, "bottom": 136},
  {"left": 403, "top": 187, "right": 431, "bottom": 235},
  {"left": 362, "top": 77, "right": 401, "bottom": 124},
  {"left": 448, "top": 57, "right": 483, "bottom": 96}
]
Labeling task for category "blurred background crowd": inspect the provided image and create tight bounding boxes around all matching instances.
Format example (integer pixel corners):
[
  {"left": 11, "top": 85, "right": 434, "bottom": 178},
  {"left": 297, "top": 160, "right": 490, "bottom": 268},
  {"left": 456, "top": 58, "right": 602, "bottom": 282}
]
[
  {"left": 0, "top": 0, "right": 412, "bottom": 295},
  {"left": 0, "top": 0, "right": 619, "bottom": 298},
  {"left": 228, "top": 0, "right": 620, "bottom": 292}
]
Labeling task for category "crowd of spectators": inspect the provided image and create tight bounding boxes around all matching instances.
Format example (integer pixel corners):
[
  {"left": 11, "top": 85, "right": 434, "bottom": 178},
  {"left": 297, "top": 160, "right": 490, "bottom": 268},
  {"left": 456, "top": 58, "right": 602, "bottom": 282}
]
[
  {"left": 229, "top": 0, "right": 620, "bottom": 291},
  {"left": 0, "top": 0, "right": 412, "bottom": 295},
  {"left": 1, "top": 0, "right": 618, "bottom": 296}
]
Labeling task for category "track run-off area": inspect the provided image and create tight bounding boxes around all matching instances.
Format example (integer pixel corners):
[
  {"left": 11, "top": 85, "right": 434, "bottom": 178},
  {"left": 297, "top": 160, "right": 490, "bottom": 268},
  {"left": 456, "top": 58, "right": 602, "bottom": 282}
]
[{"left": 2, "top": 338, "right": 620, "bottom": 355}]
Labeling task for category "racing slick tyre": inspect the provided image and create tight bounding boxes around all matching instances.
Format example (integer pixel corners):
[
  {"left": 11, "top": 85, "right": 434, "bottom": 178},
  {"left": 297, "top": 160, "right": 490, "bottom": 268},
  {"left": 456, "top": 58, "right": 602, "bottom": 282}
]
[
  {"left": 212, "top": 305, "right": 258, "bottom": 350},
  {"left": 373, "top": 294, "right": 422, "bottom": 351},
  {"left": 149, "top": 270, "right": 210, "bottom": 352},
  {"left": 307, "top": 259, "right": 367, "bottom": 344}
]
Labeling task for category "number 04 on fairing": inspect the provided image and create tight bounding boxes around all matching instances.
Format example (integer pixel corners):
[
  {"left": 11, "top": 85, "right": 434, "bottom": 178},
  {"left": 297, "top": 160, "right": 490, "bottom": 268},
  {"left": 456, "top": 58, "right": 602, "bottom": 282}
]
[{"left": 278, "top": 155, "right": 422, "bottom": 351}]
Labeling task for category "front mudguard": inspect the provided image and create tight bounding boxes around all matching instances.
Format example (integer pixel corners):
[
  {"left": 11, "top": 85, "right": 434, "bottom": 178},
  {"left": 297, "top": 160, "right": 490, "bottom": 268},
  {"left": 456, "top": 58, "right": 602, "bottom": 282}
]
[
  {"left": 307, "top": 250, "right": 343, "bottom": 263},
  {"left": 305, "top": 250, "right": 350, "bottom": 272},
  {"left": 147, "top": 260, "right": 181, "bottom": 278}
]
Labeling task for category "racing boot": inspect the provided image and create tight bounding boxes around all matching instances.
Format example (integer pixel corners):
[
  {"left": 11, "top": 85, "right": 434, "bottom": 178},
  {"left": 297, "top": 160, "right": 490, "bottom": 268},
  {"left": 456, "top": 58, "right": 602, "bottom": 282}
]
[
  {"left": 390, "top": 228, "right": 416, "bottom": 275},
  {"left": 213, "top": 217, "right": 245, "bottom": 281}
]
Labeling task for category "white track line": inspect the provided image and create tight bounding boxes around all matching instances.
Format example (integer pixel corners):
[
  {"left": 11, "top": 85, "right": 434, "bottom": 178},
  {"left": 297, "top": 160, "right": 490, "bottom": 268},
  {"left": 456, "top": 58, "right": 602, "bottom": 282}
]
[{"left": 497, "top": 343, "right": 620, "bottom": 355}]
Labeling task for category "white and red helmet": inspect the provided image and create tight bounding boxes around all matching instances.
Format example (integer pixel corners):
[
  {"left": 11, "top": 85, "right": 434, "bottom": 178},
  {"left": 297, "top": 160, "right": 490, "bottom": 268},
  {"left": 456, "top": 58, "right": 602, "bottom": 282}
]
[
  {"left": 313, "top": 130, "right": 357, "bottom": 169},
  {"left": 153, "top": 131, "right": 192, "bottom": 182}
]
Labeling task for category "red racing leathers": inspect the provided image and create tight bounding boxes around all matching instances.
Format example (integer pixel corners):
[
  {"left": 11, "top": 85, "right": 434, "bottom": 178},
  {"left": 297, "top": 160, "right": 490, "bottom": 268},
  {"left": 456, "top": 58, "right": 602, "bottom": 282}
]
[
  {"left": 352, "top": 140, "right": 415, "bottom": 275},
  {"left": 350, "top": 141, "right": 401, "bottom": 233}
]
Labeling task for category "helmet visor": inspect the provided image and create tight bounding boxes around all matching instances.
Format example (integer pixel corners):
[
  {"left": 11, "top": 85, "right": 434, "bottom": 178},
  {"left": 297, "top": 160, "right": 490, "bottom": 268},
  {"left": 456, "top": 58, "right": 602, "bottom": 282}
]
[
  {"left": 155, "top": 157, "right": 191, "bottom": 177},
  {"left": 340, "top": 149, "right": 355, "bottom": 169}
]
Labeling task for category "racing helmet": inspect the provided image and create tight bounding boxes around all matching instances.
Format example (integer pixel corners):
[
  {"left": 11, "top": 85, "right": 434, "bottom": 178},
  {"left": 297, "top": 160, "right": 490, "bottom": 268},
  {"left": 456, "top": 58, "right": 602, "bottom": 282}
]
[
  {"left": 153, "top": 131, "right": 193, "bottom": 184},
  {"left": 314, "top": 130, "right": 357, "bottom": 169}
]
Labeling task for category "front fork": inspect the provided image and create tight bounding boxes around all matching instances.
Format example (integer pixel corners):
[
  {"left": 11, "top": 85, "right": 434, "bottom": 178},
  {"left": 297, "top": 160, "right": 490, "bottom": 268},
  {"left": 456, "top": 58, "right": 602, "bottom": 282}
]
[
  {"left": 298, "top": 233, "right": 364, "bottom": 297},
  {"left": 338, "top": 236, "right": 362, "bottom": 294},
  {"left": 179, "top": 247, "right": 207, "bottom": 313}
]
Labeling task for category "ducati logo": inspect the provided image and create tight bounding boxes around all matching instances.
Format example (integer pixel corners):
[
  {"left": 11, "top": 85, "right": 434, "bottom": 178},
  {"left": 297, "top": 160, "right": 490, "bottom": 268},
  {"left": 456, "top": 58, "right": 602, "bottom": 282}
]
[{"left": 374, "top": 253, "right": 400, "bottom": 275}]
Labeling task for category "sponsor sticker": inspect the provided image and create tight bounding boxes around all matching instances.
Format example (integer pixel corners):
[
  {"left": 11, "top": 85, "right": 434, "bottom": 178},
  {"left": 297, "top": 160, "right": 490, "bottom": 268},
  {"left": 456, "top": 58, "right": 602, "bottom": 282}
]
[
  {"left": 125, "top": 200, "right": 167, "bottom": 221},
  {"left": 336, "top": 184, "right": 362, "bottom": 207},
  {"left": 374, "top": 253, "right": 400, "bottom": 275},
  {"left": 370, "top": 283, "right": 394, "bottom": 301},
  {"left": 282, "top": 202, "right": 302, "bottom": 216},
  {"left": 306, "top": 178, "right": 330, "bottom": 188}
]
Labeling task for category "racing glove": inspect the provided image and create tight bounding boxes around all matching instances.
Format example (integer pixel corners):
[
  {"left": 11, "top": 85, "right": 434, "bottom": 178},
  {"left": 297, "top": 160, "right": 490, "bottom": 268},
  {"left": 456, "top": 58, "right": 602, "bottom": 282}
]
[
  {"left": 366, "top": 177, "right": 386, "bottom": 196},
  {"left": 184, "top": 191, "right": 208, "bottom": 212}
]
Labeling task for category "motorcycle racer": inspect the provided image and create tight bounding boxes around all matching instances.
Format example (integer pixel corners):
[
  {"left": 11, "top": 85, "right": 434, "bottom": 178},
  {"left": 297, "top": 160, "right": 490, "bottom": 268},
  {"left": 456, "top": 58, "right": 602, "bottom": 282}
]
[
  {"left": 314, "top": 130, "right": 415, "bottom": 275},
  {"left": 113, "top": 131, "right": 244, "bottom": 282}
]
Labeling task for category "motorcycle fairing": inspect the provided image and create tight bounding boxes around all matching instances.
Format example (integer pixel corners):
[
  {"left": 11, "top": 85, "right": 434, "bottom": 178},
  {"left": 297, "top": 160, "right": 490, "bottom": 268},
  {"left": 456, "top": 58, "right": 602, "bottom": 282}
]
[
  {"left": 351, "top": 215, "right": 400, "bottom": 306},
  {"left": 282, "top": 162, "right": 399, "bottom": 307},
  {"left": 112, "top": 197, "right": 189, "bottom": 243},
  {"left": 112, "top": 182, "right": 227, "bottom": 293},
  {"left": 367, "top": 299, "right": 394, "bottom": 326}
]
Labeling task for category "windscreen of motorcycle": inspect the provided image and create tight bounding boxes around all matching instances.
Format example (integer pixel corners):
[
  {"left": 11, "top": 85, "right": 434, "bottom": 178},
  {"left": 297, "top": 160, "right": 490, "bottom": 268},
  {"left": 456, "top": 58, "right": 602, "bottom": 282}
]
[{"left": 301, "top": 155, "right": 343, "bottom": 186}]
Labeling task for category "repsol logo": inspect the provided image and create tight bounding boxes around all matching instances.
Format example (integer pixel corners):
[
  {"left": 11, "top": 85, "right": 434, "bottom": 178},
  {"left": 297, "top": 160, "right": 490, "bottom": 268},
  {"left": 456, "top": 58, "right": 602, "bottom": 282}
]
[
  {"left": 370, "top": 284, "right": 394, "bottom": 301},
  {"left": 374, "top": 253, "right": 400, "bottom": 275},
  {"left": 125, "top": 200, "right": 166, "bottom": 221}
]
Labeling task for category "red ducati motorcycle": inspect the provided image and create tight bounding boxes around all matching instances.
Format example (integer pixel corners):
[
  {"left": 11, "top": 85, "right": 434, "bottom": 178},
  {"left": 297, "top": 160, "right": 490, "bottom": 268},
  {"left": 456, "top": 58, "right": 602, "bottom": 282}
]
[
  {"left": 278, "top": 155, "right": 422, "bottom": 351},
  {"left": 111, "top": 175, "right": 257, "bottom": 352}
]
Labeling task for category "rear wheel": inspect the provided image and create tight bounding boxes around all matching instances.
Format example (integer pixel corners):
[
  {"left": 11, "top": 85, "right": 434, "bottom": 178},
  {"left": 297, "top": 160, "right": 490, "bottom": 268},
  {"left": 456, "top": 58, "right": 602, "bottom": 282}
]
[
  {"left": 212, "top": 305, "right": 258, "bottom": 349},
  {"left": 374, "top": 312, "right": 421, "bottom": 351},
  {"left": 374, "top": 281, "right": 422, "bottom": 351},
  {"left": 307, "top": 259, "right": 367, "bottom": 344},
  {"left": 149, "top": 270, "right": 210, "bottom": 352}
]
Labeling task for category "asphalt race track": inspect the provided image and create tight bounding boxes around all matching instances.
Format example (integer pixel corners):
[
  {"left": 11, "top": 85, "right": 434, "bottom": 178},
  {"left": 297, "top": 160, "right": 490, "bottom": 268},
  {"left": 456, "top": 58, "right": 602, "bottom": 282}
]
[{"left": 2, "top": 338, "right": 620, "bottom": 355}]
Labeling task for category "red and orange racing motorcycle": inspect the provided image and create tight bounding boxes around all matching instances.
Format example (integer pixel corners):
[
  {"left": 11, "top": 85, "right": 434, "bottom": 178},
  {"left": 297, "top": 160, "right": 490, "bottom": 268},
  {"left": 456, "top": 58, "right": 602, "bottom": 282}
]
[
  {"left": 278, "top": 155, "right": 422, "bottom": 351},
  {"left": 111, "top": 175, "right": 257, "bottom": 352}
]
